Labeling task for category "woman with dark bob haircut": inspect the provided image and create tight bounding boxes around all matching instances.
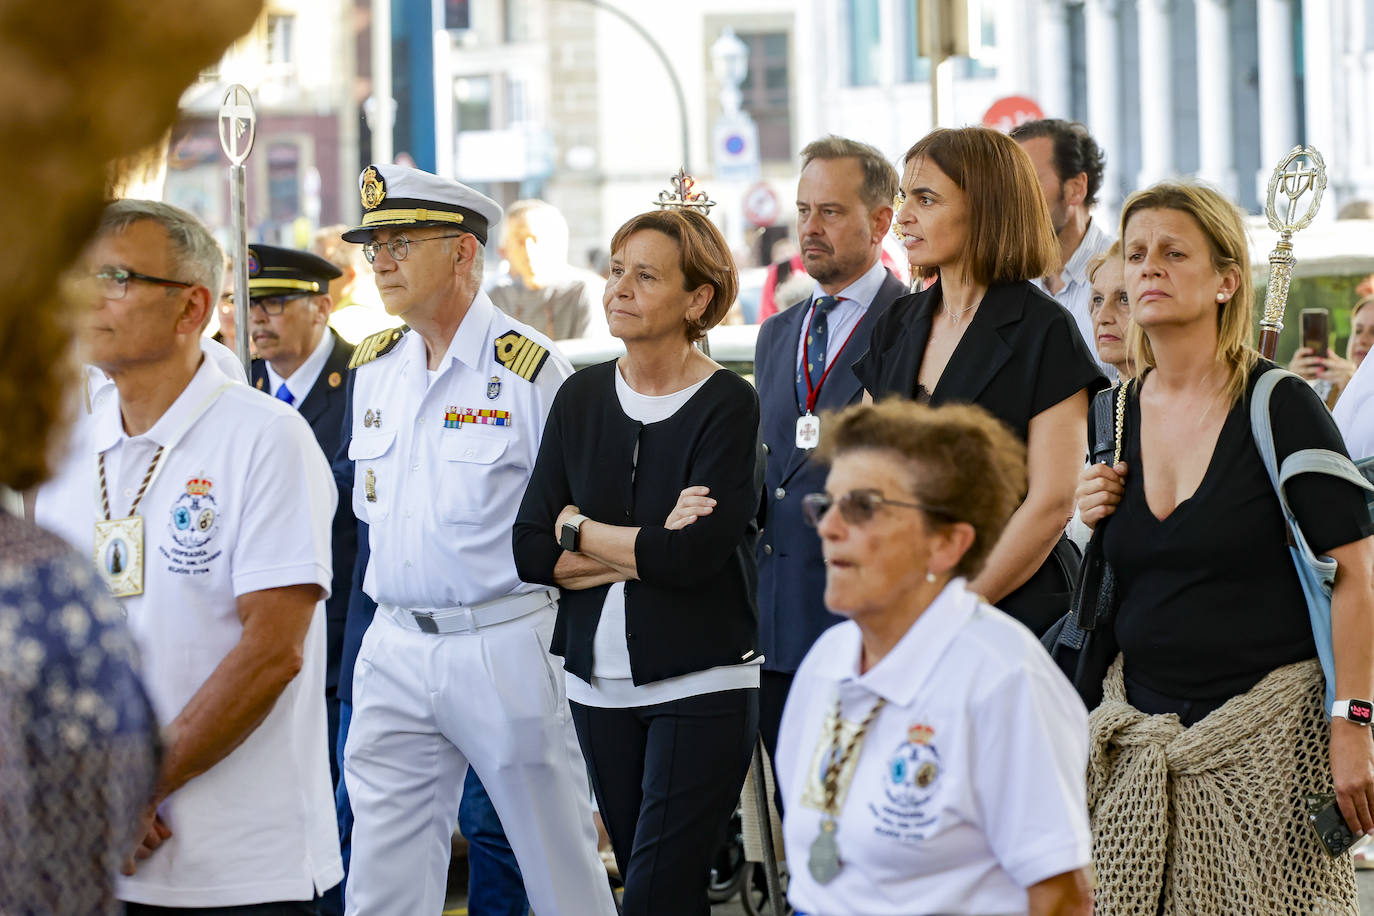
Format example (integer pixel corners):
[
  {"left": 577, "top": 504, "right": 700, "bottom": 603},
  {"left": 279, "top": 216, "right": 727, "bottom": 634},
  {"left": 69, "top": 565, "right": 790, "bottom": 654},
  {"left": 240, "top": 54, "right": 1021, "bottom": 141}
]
[
  {"left": 854, "top": 126, "right": 1107, "bottom": 634},
  {"left": 514, "top": 202, "right": 761, "bottom": 914},
  {"left": 776, "top": 400, "right": 1093, "bottom": 916}
]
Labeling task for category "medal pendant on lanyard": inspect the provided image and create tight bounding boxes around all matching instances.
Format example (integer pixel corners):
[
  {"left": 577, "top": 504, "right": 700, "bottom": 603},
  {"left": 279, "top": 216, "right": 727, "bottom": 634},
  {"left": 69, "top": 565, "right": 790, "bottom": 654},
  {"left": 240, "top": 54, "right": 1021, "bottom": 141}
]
[
  {"left": 92, "top": 381, "right": 234, "bottom": 599},
  {"left": 796, "top": 304, "right": 862, "bottom": 450},
  {"left": 94, "top": 449, "right": 162, "bottom": 599}
]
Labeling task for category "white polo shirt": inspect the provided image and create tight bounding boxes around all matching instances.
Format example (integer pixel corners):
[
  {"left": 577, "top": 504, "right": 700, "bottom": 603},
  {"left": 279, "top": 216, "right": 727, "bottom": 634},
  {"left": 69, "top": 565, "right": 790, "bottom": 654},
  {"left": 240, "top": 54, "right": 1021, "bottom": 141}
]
[
  {"left": 34, "top": 355, "right": 342, "bottom": 908},
  {"left": 348, "top": 291, "right": 571, "bottom": 608},
  {"left": 777, "top": 580, "right": 1091, "bottom": 916}
]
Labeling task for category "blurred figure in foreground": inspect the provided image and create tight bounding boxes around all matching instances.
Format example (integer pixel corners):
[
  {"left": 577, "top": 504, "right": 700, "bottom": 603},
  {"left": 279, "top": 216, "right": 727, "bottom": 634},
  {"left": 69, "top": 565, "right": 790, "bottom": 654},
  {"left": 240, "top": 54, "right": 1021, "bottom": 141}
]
[{"left": 778, "top": 400, "right": 1092, "bottom": 916}]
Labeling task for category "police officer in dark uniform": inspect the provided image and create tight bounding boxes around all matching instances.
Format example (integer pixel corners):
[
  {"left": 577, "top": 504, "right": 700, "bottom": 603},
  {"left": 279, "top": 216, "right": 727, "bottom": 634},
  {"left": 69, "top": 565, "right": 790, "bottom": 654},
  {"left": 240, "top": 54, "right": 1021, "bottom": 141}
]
[{"left": 246, "top": 244, "right": 355, "bottom": 789}]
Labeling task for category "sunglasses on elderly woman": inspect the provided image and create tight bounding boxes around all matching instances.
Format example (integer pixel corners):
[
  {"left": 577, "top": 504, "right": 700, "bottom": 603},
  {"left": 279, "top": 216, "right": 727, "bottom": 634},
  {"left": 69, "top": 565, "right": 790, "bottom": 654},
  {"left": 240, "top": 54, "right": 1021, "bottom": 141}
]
[{"left": 801, "top": 489, "right": 953, "bottom": 528}]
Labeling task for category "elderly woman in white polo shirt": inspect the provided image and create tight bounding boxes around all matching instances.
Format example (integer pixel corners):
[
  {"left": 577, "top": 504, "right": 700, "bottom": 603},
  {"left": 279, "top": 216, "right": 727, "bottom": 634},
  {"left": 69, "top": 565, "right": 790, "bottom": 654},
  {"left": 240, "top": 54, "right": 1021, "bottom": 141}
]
[{"left": 777, "top": 400, "right": 1093, "bottom": 916}]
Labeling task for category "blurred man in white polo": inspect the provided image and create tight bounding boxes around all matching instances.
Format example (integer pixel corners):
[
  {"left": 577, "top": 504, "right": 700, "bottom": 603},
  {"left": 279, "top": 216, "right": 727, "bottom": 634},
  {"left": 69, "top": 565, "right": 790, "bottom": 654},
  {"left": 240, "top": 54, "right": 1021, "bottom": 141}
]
[{"left": 34, "top": 199, "right": 341, "bottom": 913}]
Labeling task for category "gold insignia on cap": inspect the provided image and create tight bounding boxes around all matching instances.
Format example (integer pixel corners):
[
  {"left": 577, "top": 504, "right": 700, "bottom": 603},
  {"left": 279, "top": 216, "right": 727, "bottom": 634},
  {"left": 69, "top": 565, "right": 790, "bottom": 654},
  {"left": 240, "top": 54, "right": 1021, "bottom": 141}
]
[
  {"left": 494, "top": 330, "right": 550, "bottom": 382},
  {"left": 361, "top": 166, "right": 386, "bottom": 210},
  {"left": 348, "top": 326, "right": 408, "bottom": 369}
]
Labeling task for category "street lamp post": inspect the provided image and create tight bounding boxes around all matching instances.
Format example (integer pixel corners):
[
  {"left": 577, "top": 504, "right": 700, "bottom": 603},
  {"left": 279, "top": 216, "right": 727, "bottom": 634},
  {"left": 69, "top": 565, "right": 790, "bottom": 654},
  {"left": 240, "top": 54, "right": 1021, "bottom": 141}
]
[{"left": 556, "top": 0, "right": 691, "bottom": 172}]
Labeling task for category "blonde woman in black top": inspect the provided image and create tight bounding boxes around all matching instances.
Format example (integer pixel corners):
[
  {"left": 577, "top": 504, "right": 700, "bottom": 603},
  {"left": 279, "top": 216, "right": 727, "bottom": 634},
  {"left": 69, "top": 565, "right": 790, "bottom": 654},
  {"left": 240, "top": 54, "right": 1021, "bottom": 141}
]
[
  {"left": 514, "top": 206, "right": 760, "bottom": 915},
  {"left": 1076, "top": 182, "right": 1374, "bottom": 911}
]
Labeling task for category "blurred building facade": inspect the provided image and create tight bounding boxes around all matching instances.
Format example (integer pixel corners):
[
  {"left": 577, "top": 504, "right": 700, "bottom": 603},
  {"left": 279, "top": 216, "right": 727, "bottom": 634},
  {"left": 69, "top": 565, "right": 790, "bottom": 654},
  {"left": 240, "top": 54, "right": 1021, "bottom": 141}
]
[
  {"left": 165, "top": 0, "right": 359, "bottom": 248},
  {"left": 165, "top": 0, "right": 1374, "bottom": 265}
]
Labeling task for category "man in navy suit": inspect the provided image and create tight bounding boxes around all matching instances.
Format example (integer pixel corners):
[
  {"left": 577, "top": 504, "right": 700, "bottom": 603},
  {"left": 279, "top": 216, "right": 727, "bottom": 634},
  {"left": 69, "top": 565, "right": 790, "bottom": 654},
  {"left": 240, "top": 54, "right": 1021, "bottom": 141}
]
[
  {"left": 246, "top": 244, "right": 356, "bottom": 791},
  {"left": 754, "top": 137, "right": 905, "bottom": 779}
]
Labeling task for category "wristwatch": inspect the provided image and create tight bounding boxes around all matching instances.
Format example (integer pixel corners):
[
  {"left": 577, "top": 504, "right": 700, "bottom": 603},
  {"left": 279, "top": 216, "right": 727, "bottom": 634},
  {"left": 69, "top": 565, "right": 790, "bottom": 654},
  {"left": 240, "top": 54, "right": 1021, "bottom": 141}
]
[
  {"left": 559, "top": 514, "right": 588, "bottom": 552},
  {"left": 1331, "top": 699, "right": 1374, "bottom": 725}
]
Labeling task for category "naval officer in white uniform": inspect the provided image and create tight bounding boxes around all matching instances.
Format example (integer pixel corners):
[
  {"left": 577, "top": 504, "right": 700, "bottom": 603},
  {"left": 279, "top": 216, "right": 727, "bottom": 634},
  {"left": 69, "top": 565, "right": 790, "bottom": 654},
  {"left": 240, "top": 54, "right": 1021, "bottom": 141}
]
[{"left": 339, "top": 164, "right": 614, "bottom": 916}]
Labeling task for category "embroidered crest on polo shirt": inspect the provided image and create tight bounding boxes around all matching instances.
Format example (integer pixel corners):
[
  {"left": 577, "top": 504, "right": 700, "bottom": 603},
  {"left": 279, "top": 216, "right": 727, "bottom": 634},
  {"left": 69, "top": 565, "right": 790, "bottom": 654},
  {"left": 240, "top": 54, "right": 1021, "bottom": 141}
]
[
  {"left": 873, "top": 722, "right": 943, "bottom": 841},
  {"left": 494, "top": 330, "right": 549, "bottom": 382},
  {"left": 163, "top": 475, "right": 224, "bottom": 574}
]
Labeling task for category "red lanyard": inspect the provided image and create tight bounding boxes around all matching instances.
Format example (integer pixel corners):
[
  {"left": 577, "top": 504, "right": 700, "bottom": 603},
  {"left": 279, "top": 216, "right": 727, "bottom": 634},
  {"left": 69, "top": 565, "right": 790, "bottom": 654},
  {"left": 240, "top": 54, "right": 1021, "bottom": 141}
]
[{"left": 802, "top": 299, "right": 861, "bottom": 414}]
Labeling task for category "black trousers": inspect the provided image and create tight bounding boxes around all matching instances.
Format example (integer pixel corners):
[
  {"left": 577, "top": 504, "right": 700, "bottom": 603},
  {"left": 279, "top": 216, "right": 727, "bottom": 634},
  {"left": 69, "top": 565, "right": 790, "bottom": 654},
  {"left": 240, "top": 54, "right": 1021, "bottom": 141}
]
[
  {"left": 125, "top": 902, "right": 318, "bottom": 915},
  {"left": 571, "top": 688, "right": 759, "bottom": 916}
]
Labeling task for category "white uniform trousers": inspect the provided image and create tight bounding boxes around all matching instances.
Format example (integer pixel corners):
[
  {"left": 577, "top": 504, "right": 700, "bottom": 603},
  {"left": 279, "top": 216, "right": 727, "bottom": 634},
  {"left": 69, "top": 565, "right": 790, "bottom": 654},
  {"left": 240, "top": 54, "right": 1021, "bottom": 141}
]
[{"left": 343, "top": 603, "right": 615, "bottom": 916}]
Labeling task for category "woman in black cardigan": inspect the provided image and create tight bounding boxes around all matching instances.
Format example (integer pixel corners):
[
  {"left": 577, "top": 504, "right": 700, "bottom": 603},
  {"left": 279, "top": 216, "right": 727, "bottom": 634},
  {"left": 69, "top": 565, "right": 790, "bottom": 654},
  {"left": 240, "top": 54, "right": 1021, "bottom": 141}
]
[
  {"left": 513, "top": 206, "right": 760, "bottom": 915},
  {"left": 855, "top": 127, "right": 1107, "bottom": 634}
]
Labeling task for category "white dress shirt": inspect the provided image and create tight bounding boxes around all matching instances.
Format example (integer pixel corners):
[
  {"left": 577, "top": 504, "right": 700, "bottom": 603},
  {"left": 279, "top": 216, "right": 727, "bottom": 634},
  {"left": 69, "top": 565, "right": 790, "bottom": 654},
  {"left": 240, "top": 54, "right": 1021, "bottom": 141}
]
[
  {"left": 34, "top": 356, "right": 341, "bottom": 907},
  {"left": 348, "top": 292, "right": 571, "bottom": 608},
  {"left": 778, "top": 581, "right": 1091, "bottom": 916},
  {"left": 265, "top": 328, "right": 335, "bottom": 405},
  {"left": 1033, "top": 218, "right": 1116, "bottom": 379}
]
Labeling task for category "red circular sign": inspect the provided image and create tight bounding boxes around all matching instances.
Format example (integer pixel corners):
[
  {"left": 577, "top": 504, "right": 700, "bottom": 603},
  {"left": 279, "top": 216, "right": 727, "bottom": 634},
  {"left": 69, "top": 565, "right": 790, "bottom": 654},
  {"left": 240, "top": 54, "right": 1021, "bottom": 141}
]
[
  {"left": 743, "top": 182, "right": 781, "bottom": 228},
  {"left": 982, "top": 96, "right": 1045, "bottom": 134}
]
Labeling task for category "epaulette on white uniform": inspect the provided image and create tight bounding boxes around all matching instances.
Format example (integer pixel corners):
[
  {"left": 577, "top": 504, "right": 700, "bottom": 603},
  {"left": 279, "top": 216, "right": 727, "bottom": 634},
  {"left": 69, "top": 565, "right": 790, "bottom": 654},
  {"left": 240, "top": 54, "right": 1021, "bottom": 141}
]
[
  {"left": 493, "top": 329, "right": 551, "bottom": 382},
  {"left": 348, "top": 326, "right": 409, "bottom": 370}
]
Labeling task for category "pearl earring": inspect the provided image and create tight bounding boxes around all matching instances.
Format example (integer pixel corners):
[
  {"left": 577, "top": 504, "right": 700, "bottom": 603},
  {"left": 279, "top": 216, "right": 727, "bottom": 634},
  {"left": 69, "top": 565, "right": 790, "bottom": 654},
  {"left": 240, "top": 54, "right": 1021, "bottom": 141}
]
[
  {"left": 1216, "top": 292, "right": 1227, "bottom": 302},
  {"left": 925, "top": 571, "right": 937, "bottom": 584}
]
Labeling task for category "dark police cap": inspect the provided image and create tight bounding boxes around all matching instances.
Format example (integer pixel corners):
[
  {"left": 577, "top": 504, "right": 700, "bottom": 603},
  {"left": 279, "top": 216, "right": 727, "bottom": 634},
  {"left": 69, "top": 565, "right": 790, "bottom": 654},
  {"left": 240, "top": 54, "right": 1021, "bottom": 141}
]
[{"left": 246, "top": 244, "right": 342, "bottom": 299}]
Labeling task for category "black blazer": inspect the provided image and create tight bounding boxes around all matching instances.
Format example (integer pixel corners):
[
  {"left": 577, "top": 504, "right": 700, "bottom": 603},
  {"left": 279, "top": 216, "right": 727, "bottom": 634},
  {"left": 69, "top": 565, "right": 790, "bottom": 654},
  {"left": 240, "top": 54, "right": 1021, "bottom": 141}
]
[
  {"left": 753, "top": 270, "right": 907, "bottom": 673},
  {"left": 513, "top": 362, "right": 762, "bottom": 686},
  {"left": 252, "top": 329, "right": 357, "bottom": 699},
  {"left": 853, "top": 280, "right": 1107, "bottom": 632},
  {"left": 853, "top": 279, "right": 1106, "bottom": 440}
]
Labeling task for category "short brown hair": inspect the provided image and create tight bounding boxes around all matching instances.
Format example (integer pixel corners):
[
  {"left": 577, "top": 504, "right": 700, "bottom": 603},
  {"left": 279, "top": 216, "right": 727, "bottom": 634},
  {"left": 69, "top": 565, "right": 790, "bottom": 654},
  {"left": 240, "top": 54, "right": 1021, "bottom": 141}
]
[
  {"left": 609, "top": 209, "right": 738, "bottom": 342},
  {"left": 800, "top": 136, "right": 899, "bottom": 213},
  {"left": 902, "top": 127, "right": 1059, "bottom": 286},
  {"left": 813, "top": 400, "right": 1027, "bottom": 578},
  {"left": 1119, "top": 181, "right": 1254, "bottom": 407}
]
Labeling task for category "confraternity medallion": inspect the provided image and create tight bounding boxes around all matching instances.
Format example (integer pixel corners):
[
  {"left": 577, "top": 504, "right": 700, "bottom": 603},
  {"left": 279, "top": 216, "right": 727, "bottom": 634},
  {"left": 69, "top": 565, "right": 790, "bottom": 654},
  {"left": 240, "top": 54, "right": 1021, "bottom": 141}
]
[{"left": 94, "top": 516, "right": 145, "bottom": 598}]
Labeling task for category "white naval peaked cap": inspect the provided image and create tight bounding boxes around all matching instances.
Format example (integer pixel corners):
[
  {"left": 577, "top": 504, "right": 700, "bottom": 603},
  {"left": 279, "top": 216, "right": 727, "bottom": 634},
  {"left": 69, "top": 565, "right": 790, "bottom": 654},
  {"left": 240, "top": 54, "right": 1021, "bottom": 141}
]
[{"left": 342, "top": 163, "right": 503, "bottom": 245}]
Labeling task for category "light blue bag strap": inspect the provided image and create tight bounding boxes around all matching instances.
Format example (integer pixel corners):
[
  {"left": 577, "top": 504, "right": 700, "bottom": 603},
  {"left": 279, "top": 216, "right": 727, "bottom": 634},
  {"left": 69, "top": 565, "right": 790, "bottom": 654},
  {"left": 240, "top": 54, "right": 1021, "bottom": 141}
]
[{"left": 1250, "top": 367, "right": 1374, "bottom": 712}]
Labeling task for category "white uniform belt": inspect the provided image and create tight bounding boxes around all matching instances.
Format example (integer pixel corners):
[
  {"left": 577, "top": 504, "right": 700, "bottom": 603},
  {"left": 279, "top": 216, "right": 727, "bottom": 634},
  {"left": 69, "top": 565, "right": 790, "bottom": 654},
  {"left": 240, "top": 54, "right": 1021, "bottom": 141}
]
[{"left": 383, "top": 588, "right": 558, "bottom": 635}]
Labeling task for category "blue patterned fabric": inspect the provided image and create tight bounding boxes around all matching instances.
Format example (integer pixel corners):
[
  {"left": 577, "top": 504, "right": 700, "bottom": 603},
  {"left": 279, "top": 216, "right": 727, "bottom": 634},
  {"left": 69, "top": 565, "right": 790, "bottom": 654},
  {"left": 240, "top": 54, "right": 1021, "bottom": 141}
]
[
  {"left": 795, "top": 296, "right": 840, "bottom": 412},
  {"left": 0, "top": 509, "right": 158, "bottom": 915}
]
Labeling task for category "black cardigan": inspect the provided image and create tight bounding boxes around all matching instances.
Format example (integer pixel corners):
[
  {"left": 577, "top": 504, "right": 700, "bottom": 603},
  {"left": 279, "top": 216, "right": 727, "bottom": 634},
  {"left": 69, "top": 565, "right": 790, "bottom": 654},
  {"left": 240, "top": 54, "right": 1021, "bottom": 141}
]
[{"left": 513, "top": 361, "right": 763, "bottom": 686}]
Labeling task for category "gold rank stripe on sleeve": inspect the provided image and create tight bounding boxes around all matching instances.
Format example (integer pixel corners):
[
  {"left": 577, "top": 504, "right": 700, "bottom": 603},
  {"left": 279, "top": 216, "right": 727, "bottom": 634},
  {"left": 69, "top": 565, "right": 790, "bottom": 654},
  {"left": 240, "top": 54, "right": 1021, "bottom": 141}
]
[
  {"left": 494, "top": 330, "right": 550, "bottom": 382},
  {"left": 348, "top": 326, "right": 408, "bottom": 369}
]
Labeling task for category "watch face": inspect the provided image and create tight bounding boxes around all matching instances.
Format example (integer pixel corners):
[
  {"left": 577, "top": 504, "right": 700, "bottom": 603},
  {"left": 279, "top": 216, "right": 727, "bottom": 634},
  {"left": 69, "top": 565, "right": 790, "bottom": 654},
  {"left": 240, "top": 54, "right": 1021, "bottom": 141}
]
[
  {"left": 1350, "top": 700, "right": 1373, "bottom": 724},
  {"left": 559, "top": 524, "right": 576, "bottom": 552}
]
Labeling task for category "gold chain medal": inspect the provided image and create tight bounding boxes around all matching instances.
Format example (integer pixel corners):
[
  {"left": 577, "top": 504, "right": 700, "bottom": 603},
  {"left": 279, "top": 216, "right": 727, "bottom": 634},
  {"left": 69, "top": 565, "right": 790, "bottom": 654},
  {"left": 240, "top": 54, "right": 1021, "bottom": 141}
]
[{"left": 808, "top": 694, "right": 887, "bottom": 884}]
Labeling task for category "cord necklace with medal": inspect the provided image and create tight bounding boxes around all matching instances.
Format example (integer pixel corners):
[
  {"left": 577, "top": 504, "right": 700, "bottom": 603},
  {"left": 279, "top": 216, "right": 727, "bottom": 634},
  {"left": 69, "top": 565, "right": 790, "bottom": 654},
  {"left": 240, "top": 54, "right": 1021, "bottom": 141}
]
[
  {"left": 91, "top": 380, "right": 235, "bottom": 599},
  {"left": 809, "top": 692, "right": 887, "bottom": 884},
  {"left": 797, "top": 301, "right": 862, "bottom": 450},
  {"left": 94, "top": 446, "right": 165, "bottom": 598}
]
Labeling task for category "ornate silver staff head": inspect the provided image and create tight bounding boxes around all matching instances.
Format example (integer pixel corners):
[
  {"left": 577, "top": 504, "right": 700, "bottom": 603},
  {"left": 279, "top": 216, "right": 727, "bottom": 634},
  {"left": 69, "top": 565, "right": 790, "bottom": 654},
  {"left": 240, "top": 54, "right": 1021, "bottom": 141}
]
[
  {"left": 654, "top": 168, "right": 717, "bottom": 214},
  {"left": 1258, "top": 146, "right": 1328, "bottom": 358}
]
